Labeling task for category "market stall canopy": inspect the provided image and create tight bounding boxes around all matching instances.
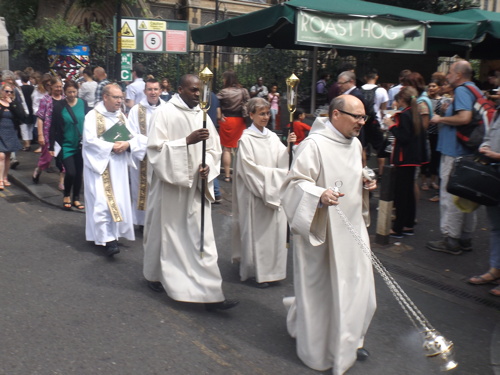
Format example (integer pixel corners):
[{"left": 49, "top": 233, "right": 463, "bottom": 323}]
[
  {"left": 446, "top": 9, "right": 500, "bottom": 59},
  {"left": 448, "top": 9, "right": 500, "bottom": 39},
  {"left": 191, "top": 0, "right": 478, "bottom": 54}
]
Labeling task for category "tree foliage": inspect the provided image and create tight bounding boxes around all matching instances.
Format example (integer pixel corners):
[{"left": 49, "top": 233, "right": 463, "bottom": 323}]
[
  {"left": 0, "top": 0, "right": 38, "bottom": 37},
  {"left": 365, "top": 0, "right": 479, "bottom": 14},
  {"left": 21, "top": 16, "right": 82, "bottom": 58},
  {"left": 18, "top": 15, "right": 112, "bottom": 72}
]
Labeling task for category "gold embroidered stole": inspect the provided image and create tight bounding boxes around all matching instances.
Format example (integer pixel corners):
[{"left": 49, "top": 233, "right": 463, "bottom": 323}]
[
  {"left": 137, "top": 104, "right": 148, "bottom": 211},
  {"left": 96, "top": 111, "right": 125, "bottom": 223}
]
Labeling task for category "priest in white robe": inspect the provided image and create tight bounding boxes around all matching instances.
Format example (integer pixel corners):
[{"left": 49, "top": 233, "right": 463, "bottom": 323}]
[
  {"left": 83, "top": 83, "right": 147, "bottom": 256},
  {"left": 128, "top": 79, "right": 166, "bottom": 227},
  {"left": 143, "top": 74, "right": 238, "bottom": 311},
  {"left": 281, "top": 95, "right": 377, "bottom": 375},
  {"left": 232, "top": 97, "right": 295, "bottom": 287}
]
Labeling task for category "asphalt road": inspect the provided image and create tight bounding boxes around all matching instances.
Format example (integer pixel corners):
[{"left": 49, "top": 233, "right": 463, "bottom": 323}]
[{"left": 0, "top": 181, "right": 499, "bottom": 375}]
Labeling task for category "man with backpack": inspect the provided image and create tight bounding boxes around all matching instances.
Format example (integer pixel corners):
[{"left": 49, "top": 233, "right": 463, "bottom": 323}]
[
  {"left": 426, "top": 60, "right": 483, "bottom": 255},
  {"left": 361, "top": 69, "right": 388, "bottom": 174}
]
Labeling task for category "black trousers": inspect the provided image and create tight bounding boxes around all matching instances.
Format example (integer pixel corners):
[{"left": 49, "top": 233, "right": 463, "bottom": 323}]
[
  {"left": 62, "top": 151, "right": 83, "bottom": 200},
  {"left": 393, "top": 166, "right": 416, "bottom": 234}
]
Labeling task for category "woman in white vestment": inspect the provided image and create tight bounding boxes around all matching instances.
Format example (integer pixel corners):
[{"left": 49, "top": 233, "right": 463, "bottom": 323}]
[{"left": 232, "top": 97, "right": 296, "bottom": 287}]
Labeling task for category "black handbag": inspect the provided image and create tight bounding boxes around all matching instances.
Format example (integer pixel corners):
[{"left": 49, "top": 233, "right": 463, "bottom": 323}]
[{"left": 446, "top": 156, "right": 500, "bottom": 206}]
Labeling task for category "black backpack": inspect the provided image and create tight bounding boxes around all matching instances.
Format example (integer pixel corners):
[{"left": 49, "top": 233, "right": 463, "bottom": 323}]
[{"left": 360, "top": 86, "right": 378, "bottom": 124}]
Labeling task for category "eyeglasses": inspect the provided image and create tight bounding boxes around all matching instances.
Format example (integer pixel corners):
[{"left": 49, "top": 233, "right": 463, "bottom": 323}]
[
  {"left": 255, "top": 111, "right": 271, "bottom": 117},
  {"left": 106, "top": 94, "right": 123, "bottom": 100},
  {"left": 337, "top": 109, "right": 369, "bottom": 122}
]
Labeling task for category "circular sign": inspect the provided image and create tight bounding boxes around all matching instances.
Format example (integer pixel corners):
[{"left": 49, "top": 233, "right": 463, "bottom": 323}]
[{"left": 144, "top": 32, "right": 163, "bottom": 51}]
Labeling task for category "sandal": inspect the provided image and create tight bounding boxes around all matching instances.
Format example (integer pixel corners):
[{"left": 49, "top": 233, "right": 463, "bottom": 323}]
[
  {"left": 4, "top": 180, "right": 11, "bottom": 187},
  {"left": 63, "top": 197, "right": 72, "bottom": 210},
  {"left": 224, "top": 176, "right": 232, "bottom": 182},
  {"left": 431, "top": 182, "right": 439, "bottom": 190},
  {"left": 73, "top": 201, "right": 85, "bottom": 210},
  {"left": 468, "top": 271, "right": 500, "bottom": 285},
  {"left": 0, "top": 180, "right": 3, "bottom": 191},
  {"left": 489, "top": 285, "right": 500, "bottom": 297},
  {"left": 429, "top": 195, "right": 439, "bottom": 202}
]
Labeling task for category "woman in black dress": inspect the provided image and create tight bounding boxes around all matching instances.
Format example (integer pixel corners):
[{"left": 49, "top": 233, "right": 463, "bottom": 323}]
[{"left": 0, "top": 83, "right": 24, "bottom": 190}]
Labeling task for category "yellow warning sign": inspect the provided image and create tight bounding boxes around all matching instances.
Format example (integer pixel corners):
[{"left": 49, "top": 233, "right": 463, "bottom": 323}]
[
  {"left": 122, "top": 38, "right": 136, "bottom": 50},
  {"left": 138, "top": 20, "right": 166, "bottom": 31},
  {"left": 121, "top": 22, "right": 134, "bottom": 37}
]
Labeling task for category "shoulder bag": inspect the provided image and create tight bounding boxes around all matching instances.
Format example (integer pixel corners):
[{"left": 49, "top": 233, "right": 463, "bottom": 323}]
[{"left": 446, "top": 155, "right": 500, "bottom": 206}]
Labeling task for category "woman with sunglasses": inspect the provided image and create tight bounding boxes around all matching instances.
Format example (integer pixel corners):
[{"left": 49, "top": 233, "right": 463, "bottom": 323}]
[{"left": 0, "top": 83, "right": 24, "bottom": 189}]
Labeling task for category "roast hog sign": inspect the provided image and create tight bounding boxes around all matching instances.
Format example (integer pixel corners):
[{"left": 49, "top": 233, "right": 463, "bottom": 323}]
[{"left": 297, "top": 10, "right": 426, "bottom": 53}]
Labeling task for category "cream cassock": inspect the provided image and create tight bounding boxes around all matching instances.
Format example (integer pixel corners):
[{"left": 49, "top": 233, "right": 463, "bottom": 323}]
[
  {"left": 128, "top": 97, "right": 167, "bottom": 226},
  {"left": 232, "top": 125, "right": 289, "bottom": 283},
  {"left": 83, "top": 101, "right": 147, "bottom": 246},
  {"left": 143, "top": 94, "right": 224, "bottom": 303},
  {"left": 281, "top": 116, "right": 376, "bottom": 375}
]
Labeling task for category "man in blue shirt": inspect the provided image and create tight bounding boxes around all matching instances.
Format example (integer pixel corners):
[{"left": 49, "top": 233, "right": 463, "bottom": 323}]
[{"left": 426, "top": 60, "right": 478, "bottom": 255}]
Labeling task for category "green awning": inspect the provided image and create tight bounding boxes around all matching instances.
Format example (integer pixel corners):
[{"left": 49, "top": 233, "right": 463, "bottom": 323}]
[
  {"left": 192, "top": 0, "right": 478, "bottom": 53},
  {"left": 447, "top": 9, "right": 500, "bottom": 39}
]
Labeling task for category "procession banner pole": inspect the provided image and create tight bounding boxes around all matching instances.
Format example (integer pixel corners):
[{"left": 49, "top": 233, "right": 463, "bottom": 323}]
[
  {"left": 285, "top": 73, "right": 299, "bottom": 248},
  {"left": 199, "top": 67, "right": 213, "bottom": 258}
]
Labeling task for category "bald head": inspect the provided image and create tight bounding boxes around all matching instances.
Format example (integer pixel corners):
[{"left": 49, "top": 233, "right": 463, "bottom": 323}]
[
  {"left": 447, "top": 60, "right": 472, "bottom": 88},
  {"left": 329, "top": 95, "right": 366, "bottom": 139},
  {"left": 93, "top": 67, "right": 107, "bottom": 82},
  {"left": 452, "top": 60, "right": 472, "bottom": 78}
]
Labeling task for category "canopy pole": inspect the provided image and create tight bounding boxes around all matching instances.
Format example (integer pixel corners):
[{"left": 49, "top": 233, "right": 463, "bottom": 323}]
[{"left": 310, "top": 47, "right": 318, "bottom": 115}]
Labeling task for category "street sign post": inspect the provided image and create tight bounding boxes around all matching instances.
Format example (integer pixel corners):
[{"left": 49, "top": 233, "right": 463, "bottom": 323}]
[{"left": 121, "top": 53, "right": 132, "bottom": 82}]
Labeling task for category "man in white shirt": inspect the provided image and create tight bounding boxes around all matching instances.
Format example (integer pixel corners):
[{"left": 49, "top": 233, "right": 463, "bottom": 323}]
[
  {"left": 126, "top": 63, "right": 146, "bottom": 109},
  {"left": 361, "top": 68, "right": 389, "bottom": 173},
  {"left": 388, "top": 69, "right": 411, "bottom": 108}
]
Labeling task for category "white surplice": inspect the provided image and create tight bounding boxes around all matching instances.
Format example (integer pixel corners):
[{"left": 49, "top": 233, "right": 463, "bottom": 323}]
[
  {"left": 143, "top": 94, "right": 224, "bottom": 303},
  {"left": 128, "top": 98, "right": 166, "bottom": 225},
  {"left": 281, "top": 117, "right": 376, "bottom": 375},
  {"left": 232, "top": 125, "right": 289, "bottom": 283},
  {"left": 83, "top": 102, "right": 147, "bottom": 246}
]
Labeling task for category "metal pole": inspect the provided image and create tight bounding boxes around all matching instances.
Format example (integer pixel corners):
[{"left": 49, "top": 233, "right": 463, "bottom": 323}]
[
  {"left": 115, "top": 0, "right": 122, "bottom": 82},
  {"left": 310, "top": 47, "right": 318, "bottom": 114}
]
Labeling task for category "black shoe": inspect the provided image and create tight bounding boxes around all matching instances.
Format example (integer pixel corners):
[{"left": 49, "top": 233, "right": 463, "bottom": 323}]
[
  {"left": 389, "top": 232, "right": 403, "bottom": 239},
  {"left": 10, "top": 159, "right": 19, "bottom": 170},
  {"left": 247, "top": 278, "right": 270, "bottom": 288},
  {"left": 356, "top": 348, "right": 370, "bottom": 361},
  {"left": 213, "top": 195, "right": 222, "bottom": 204},
  {"left": 105, "top": 240, "right": 120, "bottom": 257},
  {"left": 148, "top": 281, "right": 165, "bottom": 293},
  {"left": 402, "top": 229, "right": 414, "bottom": 236},
  {"left": 205, "top": 299, "right": 240, "bottom": 312},
  {"left": 32, "top": 168, "right": 41, "bottom": 184},
  {"left": 426, "top": 237, "right": 462, "bottom": 255},
  {"left": 459, "top": 238, "right": 473, "bottom": 252}
]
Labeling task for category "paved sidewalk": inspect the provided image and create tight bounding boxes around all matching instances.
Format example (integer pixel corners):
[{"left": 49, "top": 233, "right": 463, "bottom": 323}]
[
  {"left": 8, "top": 147, "right": 83, "bottom": 211},
  {"left": 6, "top": 144, "right": 500, "bottom": 373}
]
